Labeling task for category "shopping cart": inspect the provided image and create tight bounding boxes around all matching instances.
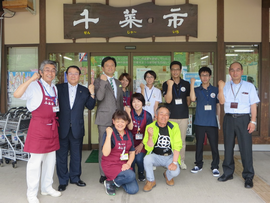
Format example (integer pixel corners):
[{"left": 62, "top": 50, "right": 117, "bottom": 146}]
[{"left": 0, "top": 107, "right": 31, "bottom": 168}]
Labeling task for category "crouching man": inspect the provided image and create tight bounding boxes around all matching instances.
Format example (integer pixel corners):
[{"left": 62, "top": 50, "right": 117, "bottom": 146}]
[{"left": 142, "top": 106, "right": 182, "bottom": 192}]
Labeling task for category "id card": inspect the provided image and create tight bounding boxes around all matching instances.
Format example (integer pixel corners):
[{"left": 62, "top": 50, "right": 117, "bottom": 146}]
[
  {"left": 120, "top": 153, "right": 129, "bottom": 161},
  {"left": 135, "top": 133, "right": 143, "bottom": 140},
  {"left": 175, "top": 99, "right": 182, "bottom": 105},
  {"left": 204, "top": 105, "right": 212, "bottom": 111},
  {"left": 230, "top": 102, "right": 238, "bottom": 109},
  {"left": 53, "top": 106, "right": 60, "bottom": 112},
  {"left": 146, "top": 102, "right": 151, "bottom": 106}
]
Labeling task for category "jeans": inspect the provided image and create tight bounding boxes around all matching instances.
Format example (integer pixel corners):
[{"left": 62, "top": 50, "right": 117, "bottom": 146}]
[
  {"left": 114, "top": 169, "right": 139, "bottom": 194},
  {"left": 144, "top": 153, "right": 180, "bottom": 182},
  {"left": 131, "top": 152, "right": 145, "bottom": 174}
]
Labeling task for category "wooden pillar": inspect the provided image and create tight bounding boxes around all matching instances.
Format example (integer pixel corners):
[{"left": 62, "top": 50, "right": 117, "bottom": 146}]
[
  {"left": 260, "top": 0, "right": 270, "bottom": 138},
  {"left": 38, "top": 0, "right": 46, "bottom": 64},
  {"left": 217, "top": 0, "right": 225, "bottom": 141}
]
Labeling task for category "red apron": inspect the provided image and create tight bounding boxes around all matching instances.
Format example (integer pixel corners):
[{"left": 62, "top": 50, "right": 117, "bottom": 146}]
[
  {"left": 101, "top": 129, "right": 132, "bottom": 181},
  {"left": 123, "top": 91, "right": 131, "bottom": 107},
  {"left": 131, "top": 109, "right": 147, "bottom": 153},
  {"left": 24, "top": 81, "right": 60, "bottom": 153}
]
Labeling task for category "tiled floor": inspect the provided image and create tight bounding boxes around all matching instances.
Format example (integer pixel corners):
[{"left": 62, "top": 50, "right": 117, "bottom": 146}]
[{"left": 0, "top": 151, "right": 269, "bottom": 203}]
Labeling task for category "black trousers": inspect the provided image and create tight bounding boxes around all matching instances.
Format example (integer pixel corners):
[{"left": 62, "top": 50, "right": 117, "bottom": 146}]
[
  {"left": 222, "top": 114, "right": 254, "bottom": 179},
  {"left": 56, "top": 127, "right": 83, "bottom": 185},
  {"left": 195, "top": 125, "right": 219, "bottom": 169}
]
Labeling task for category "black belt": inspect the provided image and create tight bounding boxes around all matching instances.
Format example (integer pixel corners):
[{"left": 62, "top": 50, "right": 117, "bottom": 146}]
[
  {"left": 154, "top": 151, "right": 172, "bottom": 156},
  {"left": 226, "top": 113, "right": 249, "bottom": 118}
]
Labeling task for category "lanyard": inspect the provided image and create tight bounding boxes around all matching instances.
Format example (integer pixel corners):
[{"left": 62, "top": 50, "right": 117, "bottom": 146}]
[
  {"left": 231, "top": 81, "right": 242, "bottom": 101},
  {"left": 133, "top": 110, "right": 143, "bottom": 133},
  {"left": 201, "top": 86, "right": 211, "bottom": 103},
  {"left": 145, "top": 87, "right": 154, "bottom": 102},
  {"left": 40, "top": 80, "right": 57, "bottom": 105},
  {"left": 173, "top": 85, "right": 182, "bottom": 98},
  {"left": 123, "top": 91, "right": 129, "bottom": 105}
]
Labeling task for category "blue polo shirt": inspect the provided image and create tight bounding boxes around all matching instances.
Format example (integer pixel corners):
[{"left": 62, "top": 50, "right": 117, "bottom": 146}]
[{"left": 194, "top": 84, "right": 219, "bottom": 127}]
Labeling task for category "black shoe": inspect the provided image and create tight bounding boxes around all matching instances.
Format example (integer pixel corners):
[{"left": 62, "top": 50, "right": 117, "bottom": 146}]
[
  {"left": 217, "top": 174, "right": 233, "bottom": 182},
  {"left": 70, "top": 180, "right": 86, "bottom": 187},
  {"left": 245, "top": 178, "right": 253, "bottom": 188},
  {"left": 104, "top": 180, "right": 116, "bottom": 196},
  {"left": 99, "top": 175, "right": 107, "bottom": 184},
  {"left": 58, "top": 184, "right": 67, "bottom": 191},
  {"left": 138, "top": 172, "right": 145, "bottom": 181}
]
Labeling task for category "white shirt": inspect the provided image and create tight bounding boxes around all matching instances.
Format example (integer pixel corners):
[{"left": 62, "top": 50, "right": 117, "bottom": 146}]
[
  {"left": 223, "top": 80, "right": 260, "bottom": 114},
  {"left": 136, "top": 86, "right": 162, "bottom": 118},
  {"left": 68, "top": 83, "right": 78, "bottom": 109},
  {"left": 20, "top": 78, "right": 57, "bottom": 112},
  {"left": 105, "top": 74, "right": 117, "bottom": 98}
]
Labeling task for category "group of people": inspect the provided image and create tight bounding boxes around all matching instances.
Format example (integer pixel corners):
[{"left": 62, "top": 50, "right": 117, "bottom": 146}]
[{"left": 14, "top": 57, "right": 260, "bottom": 202}]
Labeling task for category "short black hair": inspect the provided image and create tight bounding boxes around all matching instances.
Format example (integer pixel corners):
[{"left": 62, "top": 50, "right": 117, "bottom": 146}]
[
  {"left": 101, "top": 56, "right": 117, "bottom": 67},
  {"left": 198, "top": 67, "right": 212, "bottom": 76},
  {"left": 170, "top": 61, "right": 182, "bottom": 70},
  {"left": 144, "top": 70, "right": 156, "bottom": 80},
  {"left": 130, "top": 93, "right": 146, "bottom": 108},
  {"left": 66, "top": 65, "right": 81, "bottom": 75},
  {"left": 112, "top": 110, "right": 131, "bottom": 125}
]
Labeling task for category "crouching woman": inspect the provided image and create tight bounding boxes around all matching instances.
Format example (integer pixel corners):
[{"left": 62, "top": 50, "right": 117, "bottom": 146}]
[{"left": 101, "top": 110, "right": 139, "bottom": 196}]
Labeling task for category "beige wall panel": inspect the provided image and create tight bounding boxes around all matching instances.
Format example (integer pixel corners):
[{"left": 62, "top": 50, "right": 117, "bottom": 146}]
[
  {"left": 155, "top": 0, "right": 186, "bottom": 5},
  {"left": 46, "top": 0, "right": 72, "bottom": 43},
  {"left": 4, "top": 1, "right": 39, "bottom": 44},
  {"left": 189, "top": 0, "right": 216, "bottom": 42},
  {"left": 76, "top": 0, "right": 105, "bottom": 3},
  {"left": 225, "top": 0, "right": 261, "bottom": 42},
  {"left": 110, "top": 0, "right": 151, "bottom": 7}
]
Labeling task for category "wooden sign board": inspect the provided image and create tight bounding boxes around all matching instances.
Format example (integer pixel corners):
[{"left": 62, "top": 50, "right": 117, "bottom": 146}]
[{"left": 64, "top": 2, "right": 197, "bottom": 39}]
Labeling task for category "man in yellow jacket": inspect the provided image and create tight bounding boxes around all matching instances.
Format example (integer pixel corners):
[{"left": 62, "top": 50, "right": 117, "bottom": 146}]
[{"left": 142, "top": 106, "right": 182, "bottom": 192}]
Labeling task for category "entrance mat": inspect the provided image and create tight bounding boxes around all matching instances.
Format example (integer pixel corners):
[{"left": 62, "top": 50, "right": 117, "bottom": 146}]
[{"left": 85, "top": 150, "right": 99, "bottom": 163}]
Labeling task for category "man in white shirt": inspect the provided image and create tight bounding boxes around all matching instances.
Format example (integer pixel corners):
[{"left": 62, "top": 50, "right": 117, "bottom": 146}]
[{"left": 14, "top": 60, "right": 61, "bottom": 203}]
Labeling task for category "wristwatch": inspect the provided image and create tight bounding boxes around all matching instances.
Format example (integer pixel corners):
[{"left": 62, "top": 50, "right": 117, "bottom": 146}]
[
  {"left": 250, "top": 121, "right": 257, "bottom": 125},
  {"left": 173, "top": 161, "right": 178, "bottom": 165}
]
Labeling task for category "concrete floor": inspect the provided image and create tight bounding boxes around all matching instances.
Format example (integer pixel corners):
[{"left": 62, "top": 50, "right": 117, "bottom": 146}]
[{"left": 0, "top": 151, "right": 270, "bottom": 203}]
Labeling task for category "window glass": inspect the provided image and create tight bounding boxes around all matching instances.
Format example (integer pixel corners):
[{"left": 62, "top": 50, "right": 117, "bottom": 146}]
[{"left": 7, "top": 47, "right": 38, "bottom": 108}]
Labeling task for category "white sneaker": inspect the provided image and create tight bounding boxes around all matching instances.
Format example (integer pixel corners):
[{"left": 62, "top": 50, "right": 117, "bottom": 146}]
[
  {"left": 180, "top": 161, "right": 187, "bottom": 170},
  {"left": 27, "top": 196, "right": 40, "bottom": 203},
  {"left": 41, "top": 189, "right": 61, "bottom": 197},
  {"left": 212, "top": 169, "right": 220, "bottom": 177},
  {"left": 191, "top": 166, "right": 202, "bottom": 173}
]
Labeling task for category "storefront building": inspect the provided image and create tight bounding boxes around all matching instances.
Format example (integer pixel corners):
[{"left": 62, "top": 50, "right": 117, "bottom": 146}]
[{"left": 1, "top": 0, "right": 269, "bottom": 150}]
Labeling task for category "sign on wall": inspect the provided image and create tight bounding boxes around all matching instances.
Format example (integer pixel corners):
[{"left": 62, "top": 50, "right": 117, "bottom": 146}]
[{"left": 64, "top": 2, "right": 197, "bottom": 39}]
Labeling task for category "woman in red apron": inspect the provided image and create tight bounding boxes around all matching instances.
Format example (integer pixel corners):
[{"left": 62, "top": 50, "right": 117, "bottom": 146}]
[
  {"left": 101, "top": 110, "right": 139, "bottom": 196},
  {"left": 119, "top": 73, "right": 132, "bottom": 107},
  {"left": 13, "top": 60, "right": 61, "bottom": 203},
  {"left": 129, "top": 93, "right": 153, "bottom": 181}
]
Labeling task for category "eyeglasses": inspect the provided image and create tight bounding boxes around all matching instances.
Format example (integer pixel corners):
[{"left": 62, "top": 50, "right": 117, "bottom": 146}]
[
  {"left": 43, "top": 69, "right": 56, "bottom": 73},
  {"left": 67, "top": 73, "right": 80, "bottom": 76},
  {"left": 201, "top": 74, "right": 210, "bottom": 77},
  {"left": 146, "top": 76, "right": 154, "bottom": 79},
  {"left": 171, "top": 68, "right": 181, "bottom": 72}
]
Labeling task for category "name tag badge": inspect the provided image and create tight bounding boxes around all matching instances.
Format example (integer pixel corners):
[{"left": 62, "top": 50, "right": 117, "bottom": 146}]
[
  {"left": 230, "top": 102, "right": 238, "bottom": 109},
  {"left": 175, "top": 99, "right": 182, "bottom": 105},
  {"left": 120, "top": 153, "right": 129, "bottom": 161},
  {"left": 204, "top": 105, "right": 212, "bottom": 111},
  {"left": 53, "top": 106, "right": 59, "bottom": 112},
  {"left": 146, "top": 102, "right": 151, "bottom": 106},
  {"left": 135, "top": 133, "right": 143, "bottom": 140}
]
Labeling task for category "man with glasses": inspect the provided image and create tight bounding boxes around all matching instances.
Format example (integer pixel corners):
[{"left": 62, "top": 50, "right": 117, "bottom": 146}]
[
  {"left": 190, "top": 67, "right": 220, "bottom": 176},
  {"left": 162, "top": 61, "right": 191, "bottom": 170},
  {"left": 56, "top": 65, "right": 96, "bottom": 191},
  {"left": 218, "top": 62, "right": 260, "bottom": 188},
  {"left": 14, "top": 60, "right": 61, "bottom": 203}
]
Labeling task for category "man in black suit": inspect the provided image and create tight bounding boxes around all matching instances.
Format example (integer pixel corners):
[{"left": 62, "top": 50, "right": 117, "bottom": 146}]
[{"left": 56, "top": 65, "right": 96, "bottom": 191}]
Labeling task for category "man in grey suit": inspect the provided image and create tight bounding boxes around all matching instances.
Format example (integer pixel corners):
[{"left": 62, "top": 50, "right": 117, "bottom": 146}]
[{"left": 94, "top": 56, "right": 123, "bottom": 183}]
